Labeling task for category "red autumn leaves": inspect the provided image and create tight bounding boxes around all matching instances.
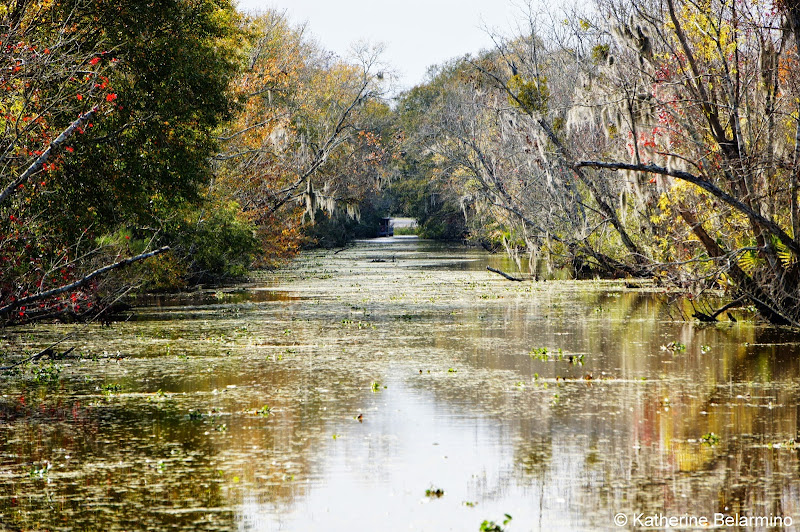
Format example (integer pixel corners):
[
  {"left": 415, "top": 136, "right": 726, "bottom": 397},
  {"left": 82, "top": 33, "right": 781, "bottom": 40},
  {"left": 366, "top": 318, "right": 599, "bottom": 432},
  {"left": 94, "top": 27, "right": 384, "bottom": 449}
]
[{"left": 74, "top": 53, "right": 118, "bottom": 106}]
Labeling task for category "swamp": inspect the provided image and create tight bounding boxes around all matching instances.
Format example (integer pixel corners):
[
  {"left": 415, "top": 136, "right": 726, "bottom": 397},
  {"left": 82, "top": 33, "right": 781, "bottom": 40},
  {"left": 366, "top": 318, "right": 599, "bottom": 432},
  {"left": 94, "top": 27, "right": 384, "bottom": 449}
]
[
  {"left": 6, "top": 0, "right": 800, "bottom": 528},
  {"left": 1, "top": 238, "right": 799, "bottom": 531}
]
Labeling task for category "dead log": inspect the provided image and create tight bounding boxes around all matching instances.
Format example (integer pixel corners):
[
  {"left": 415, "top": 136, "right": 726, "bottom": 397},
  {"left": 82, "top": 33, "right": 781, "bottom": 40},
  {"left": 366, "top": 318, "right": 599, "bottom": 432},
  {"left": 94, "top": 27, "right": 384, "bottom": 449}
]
[{"left": 0, "top": 346, "right": 75, "bottom": 371}]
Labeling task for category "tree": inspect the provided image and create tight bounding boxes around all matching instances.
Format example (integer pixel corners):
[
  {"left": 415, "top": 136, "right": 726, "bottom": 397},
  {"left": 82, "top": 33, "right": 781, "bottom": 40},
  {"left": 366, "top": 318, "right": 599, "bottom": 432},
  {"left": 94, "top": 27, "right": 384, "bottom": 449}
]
[
  {"left": 396, "top": 34, "right": 649, "bottom": 275},
  {"left": 471, "top": 9, "right": 656, "bottom": 276},
  {"left": 0, "top": 0, "right": 241, "bottom": 324},
  {"left": 214, "top": 11, "right": 396, "bottom": 258},
  {"left": 389, "top": 67, "right": 468, "bottom": 240},
  {"left": 569, "top": 0, "right": 800, "bottom": 324},
  {"left": 445, "top": 0, "right": 800, "bottom": 324}
]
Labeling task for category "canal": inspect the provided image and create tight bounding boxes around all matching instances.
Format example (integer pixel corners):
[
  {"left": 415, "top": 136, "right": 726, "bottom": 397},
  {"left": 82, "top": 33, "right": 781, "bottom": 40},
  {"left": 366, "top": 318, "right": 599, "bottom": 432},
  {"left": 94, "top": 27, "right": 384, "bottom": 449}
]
[{"left": 1, "top": 237, "right": 799, "bottom": 530}]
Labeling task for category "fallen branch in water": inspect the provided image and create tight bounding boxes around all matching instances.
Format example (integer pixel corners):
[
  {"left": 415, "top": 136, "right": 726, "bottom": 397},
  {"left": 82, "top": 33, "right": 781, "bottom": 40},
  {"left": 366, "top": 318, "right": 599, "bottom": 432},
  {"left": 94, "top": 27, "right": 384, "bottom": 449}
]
[
  {"left": 487, "top": 266, "right": 524, "bottom": 282},
  {"left": 0, "top": 346, "right": 75, "bottom": 371},
  {"left": 692, "top": 297, "right": 745, "bottom": 323},
  {"left": 0, "top": 246, "right": 170, "bottom": 319}
]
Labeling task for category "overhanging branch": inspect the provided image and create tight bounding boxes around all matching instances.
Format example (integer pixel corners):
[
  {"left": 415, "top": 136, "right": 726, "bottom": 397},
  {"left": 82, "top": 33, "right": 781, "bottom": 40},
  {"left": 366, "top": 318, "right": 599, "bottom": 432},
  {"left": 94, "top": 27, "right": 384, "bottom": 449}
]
[
  {"left": 574, "top": 160, "right": 800, "bottom": 257},
  {"left": 0, "top": 106, "right": 98, "bottom": 206}
]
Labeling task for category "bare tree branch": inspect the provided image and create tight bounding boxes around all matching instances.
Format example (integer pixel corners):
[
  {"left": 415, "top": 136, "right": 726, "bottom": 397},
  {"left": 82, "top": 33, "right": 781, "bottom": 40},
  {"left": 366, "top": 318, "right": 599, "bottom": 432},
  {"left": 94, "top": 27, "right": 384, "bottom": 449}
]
[
  {"left": 487, "top": 266, "right": 525, "bottom": 281},
  {"left": 0, "top": 246, "right": 170, "bottom": 318}
]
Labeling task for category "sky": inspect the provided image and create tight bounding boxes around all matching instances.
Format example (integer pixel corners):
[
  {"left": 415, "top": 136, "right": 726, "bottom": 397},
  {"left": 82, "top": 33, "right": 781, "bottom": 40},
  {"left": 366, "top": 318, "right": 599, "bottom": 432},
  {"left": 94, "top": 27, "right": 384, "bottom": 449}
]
[{"left": 234, "top": 0, "right": 527, "bottom": 90}]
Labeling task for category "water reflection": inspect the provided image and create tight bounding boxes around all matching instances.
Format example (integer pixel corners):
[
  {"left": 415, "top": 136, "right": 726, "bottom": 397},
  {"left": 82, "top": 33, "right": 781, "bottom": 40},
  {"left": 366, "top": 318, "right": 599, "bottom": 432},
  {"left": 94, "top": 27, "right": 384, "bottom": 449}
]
[{"left": 1, "top": 238, "right": 799, "bottom": 531}]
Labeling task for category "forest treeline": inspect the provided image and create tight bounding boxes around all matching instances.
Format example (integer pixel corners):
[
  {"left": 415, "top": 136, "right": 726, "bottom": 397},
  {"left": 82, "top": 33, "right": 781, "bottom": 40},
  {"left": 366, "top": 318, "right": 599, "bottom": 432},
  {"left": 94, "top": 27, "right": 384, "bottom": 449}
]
[{"left": 2, "top": 0, "right": 800, "bottom": 327}]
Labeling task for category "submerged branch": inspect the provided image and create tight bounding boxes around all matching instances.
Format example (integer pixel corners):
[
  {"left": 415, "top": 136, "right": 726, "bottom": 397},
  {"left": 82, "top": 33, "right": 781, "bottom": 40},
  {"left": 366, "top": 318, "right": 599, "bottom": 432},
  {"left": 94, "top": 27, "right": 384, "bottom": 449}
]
[
  {"left": 0, "top": 347, "right": 75, "bottom": 371},
  {"left": 487, "top": 266, "right": 524, "bottom": 281},
  {"left": 692, "top": 298, "right": 745, "bottom": 322}
]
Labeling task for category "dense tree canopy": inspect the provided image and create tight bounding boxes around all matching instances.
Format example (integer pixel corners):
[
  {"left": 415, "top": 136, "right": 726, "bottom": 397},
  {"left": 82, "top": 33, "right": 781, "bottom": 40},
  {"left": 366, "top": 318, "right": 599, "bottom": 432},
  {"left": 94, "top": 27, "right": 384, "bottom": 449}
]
[
  {"left": 0, "top": 0, "right": 240, "bottom": 323},
  {"left": 214, "top": 11, "right": 397, "bottom": 256}
]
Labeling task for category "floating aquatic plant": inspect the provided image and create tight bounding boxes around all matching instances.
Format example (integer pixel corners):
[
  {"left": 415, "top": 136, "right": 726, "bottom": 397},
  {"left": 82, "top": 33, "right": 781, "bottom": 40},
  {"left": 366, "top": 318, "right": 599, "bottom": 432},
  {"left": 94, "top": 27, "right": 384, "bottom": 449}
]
[
  {"left": 425, "top": 486, "right": 444, "bottom": 498},
  {"left": 480, "top": 514, "right": 512, "bottom": 531}
]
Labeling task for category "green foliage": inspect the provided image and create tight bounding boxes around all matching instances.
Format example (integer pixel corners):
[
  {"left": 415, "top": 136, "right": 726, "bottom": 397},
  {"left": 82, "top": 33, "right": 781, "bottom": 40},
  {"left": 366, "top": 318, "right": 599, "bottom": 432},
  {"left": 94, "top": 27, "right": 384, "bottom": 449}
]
[
  {"left": 591, "top": 44, "right": 610, "bottom": 63},
  {"left": 168, "top": 200, "right": 260, "bottom": 285},
  {"left": 95, "top": 198, "right": 260, "bottom": 291},
  {"left": 1, "top": 0, "right": 244, "bottom": 322},
  {"left": 32, "top": 363, "right": 62, "bottom": 384},
  {"left": 773, "top": 235, "right": 797, "bottom": 268},
  {"left": 101, "top": 383, "right": 122, "bottom": 396},
  {"left": 302, "top": 199, "right": 387, "bottom": 248},
  {"left": 416, "top": 212, "right": 468, "bottom": 240},
  {"left": 44, "top": 0, "right": 241, "bottom": 237},
  {"left": 136, "top": 253, "right": 189, "bottom": 293},
  {"left": 661, "top": 341, "right": 686, "bottom": 353},
  {"left": 393, "top": 225, "right": 419, "bottom": 236},
  {"left": 508, "top": 74, "right": 549, "bottom": 114},
  {"left": 737, "top": 248, "right": 764, "bottom": 274},
  {"left": 425, "top": 487, "right": 445, "bottom": 498},
  {"left": 214, "top": 12, "right": 396, "bottom": 257},
  {"left": 388, "top": 76, "right": 469, "bottom": 241},
  {"left": 385, "top": 159, "right": 467, "bottom": 240},
  {"left": 480, "top": 514, "right": 512, "bottom": 531}
]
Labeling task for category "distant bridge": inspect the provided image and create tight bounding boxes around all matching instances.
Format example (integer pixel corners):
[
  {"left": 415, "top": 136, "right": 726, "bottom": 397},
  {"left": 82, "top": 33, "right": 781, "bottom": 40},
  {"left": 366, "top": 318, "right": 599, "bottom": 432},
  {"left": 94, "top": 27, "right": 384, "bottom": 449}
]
[{"left": 378, "top": 217, "right": 417, "bottom": 237}]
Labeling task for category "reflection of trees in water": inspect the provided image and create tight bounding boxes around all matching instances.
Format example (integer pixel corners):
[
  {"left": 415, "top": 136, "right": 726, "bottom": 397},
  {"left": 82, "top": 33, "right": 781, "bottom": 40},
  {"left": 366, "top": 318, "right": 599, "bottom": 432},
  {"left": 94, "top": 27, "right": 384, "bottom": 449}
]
[
  {"left": 0, "top": 399, "right": 231, "bottom": 531},
  {"left": 0, "top": 340, "right": 382, "bottom": 531},
  {"left": 4, "top": 244, "right": 800, "bottom": 529},
  {"left": 515, "top": 395, "right": 799, "bottom": 524},
  {"left": 516, "top": 436, "right": 553, "bottom": 479},
  {"left": 408, "top": 349, "right": 800, "bottom": 527}
]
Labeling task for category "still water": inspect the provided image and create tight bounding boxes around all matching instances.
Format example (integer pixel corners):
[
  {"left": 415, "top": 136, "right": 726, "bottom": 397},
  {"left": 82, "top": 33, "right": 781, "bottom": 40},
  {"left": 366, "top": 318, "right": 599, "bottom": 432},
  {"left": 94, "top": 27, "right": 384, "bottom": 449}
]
[{"left": 1, "top": 237, "right": 799, "bottom": 531}]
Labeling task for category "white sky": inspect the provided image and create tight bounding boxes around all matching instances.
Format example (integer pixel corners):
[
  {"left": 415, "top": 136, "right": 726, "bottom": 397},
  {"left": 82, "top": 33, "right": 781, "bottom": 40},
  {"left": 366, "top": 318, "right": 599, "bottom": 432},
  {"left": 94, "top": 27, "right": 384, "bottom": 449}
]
[{"left": 234, "top": 0, "right": 528, "bottom": 90}]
